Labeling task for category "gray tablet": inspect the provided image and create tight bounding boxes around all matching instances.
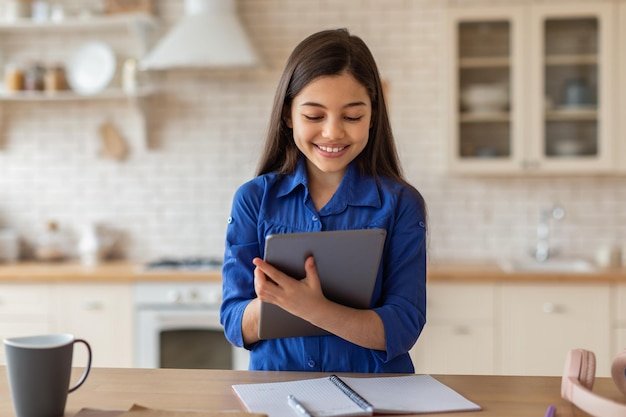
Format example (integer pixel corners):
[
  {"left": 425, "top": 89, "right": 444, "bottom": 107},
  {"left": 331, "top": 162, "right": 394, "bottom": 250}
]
[{"left": 258, "top": 228, "right": 387, "bottom": 340}]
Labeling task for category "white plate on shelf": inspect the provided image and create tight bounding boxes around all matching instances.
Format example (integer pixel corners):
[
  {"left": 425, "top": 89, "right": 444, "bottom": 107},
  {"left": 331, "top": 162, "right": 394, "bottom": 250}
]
[{"left": 66, "top": 41, "right": 116, "bottom": 95}]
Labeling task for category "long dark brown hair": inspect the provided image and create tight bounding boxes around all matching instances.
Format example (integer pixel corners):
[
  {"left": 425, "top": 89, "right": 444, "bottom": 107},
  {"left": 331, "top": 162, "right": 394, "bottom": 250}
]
[{"left": 256, "top": 28, "right": 426, "bottom": 215}]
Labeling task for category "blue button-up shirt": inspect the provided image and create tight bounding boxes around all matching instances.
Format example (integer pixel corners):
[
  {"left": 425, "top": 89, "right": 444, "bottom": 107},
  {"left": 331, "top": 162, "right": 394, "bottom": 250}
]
[{"left": 220, "top": 158, "right": 427, "bottom": 373}]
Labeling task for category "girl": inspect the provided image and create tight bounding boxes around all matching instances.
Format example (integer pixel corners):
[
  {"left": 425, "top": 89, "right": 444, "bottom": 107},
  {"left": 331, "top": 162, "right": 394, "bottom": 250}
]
[{"left": 220, "top": 28, "right": 427, "bottom": 373}]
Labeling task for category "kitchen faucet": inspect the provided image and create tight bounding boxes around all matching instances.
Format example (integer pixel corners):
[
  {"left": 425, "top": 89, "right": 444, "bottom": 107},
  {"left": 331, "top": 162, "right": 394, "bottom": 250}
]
[{"left": 534, "top": 205, "right": 565, "bottom": 262}]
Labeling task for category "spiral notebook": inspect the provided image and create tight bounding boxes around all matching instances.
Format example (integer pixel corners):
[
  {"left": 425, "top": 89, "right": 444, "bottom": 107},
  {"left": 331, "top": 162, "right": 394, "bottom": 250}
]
[{"left": 232, "top": 374, "right": 481, "bottom": 417}]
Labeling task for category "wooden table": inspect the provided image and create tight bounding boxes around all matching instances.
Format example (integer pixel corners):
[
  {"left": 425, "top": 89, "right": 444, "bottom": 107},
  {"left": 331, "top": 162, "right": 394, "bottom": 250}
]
[{"left": 1, "top": 367, "right": 624, "bottom": 417}]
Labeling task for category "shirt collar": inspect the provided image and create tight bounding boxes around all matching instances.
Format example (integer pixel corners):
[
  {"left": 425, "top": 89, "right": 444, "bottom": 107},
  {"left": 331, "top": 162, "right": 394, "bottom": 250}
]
[{"left": 276, "top": 157, "right": 382, "bottom": 211}]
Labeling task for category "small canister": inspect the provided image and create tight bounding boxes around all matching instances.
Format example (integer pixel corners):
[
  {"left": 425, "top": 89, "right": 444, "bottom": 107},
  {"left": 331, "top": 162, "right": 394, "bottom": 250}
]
[
  {"left": 44, "top": 64, "right": 67, "bottom": 93},
  {"left": 122, "top": 58, "right": 138, "bottom": 94},
  {"left": 23, "top": 62, "right": 45, "bottom": 91},
  {"left": 4, "top": 62, "right": 24, "bottom": 92}
]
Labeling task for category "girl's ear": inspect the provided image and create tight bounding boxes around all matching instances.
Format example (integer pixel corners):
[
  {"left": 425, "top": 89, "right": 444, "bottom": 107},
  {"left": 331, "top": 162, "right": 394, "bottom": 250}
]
[{"left": 283, "top": 105, "right": 293, "bottom": 128}]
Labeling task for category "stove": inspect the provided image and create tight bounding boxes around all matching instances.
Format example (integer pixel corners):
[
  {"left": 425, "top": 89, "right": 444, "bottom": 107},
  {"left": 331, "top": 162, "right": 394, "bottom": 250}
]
[{"left": 143, "top": 257, "right": 223, "bottom": 271}]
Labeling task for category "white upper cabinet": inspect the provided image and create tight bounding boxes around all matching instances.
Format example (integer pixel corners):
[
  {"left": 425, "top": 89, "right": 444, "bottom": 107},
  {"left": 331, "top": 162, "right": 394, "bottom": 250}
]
[{"left": 447, "top": 2, "right": 616, "bottom": 175}]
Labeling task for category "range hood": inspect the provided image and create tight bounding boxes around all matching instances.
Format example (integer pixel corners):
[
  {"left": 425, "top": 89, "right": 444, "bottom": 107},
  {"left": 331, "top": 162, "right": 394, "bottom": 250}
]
[{"left": 140, "top": 0, "right": 258, "bottom": 70}]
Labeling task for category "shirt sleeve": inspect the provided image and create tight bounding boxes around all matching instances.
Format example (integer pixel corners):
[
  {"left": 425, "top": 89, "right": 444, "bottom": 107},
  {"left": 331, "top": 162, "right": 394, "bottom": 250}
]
[
  {"left": 372, "top": 187, "right": 427, "bottom": 362},
  {"left": 220, "top": 180, "right": 264, "bottom": 349}
]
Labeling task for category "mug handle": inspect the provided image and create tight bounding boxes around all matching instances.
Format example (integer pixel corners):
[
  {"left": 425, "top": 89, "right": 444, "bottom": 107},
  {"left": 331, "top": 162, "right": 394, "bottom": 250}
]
[{"left": 68, "top": 339, "right": 92, "bottom": 393}]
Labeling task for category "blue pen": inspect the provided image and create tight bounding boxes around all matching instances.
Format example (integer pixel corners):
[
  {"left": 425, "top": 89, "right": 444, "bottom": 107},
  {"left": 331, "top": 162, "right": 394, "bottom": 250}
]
[
  {"left": 544, "top": 405, "right": 556, "bottom": 417},
  {"left": 288, "top": 394, "right": 314, "bottom": 417}
]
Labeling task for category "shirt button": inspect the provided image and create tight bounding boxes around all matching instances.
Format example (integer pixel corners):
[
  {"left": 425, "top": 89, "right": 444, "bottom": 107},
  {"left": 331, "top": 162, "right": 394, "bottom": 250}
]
[
  {"left": 307, "top": 359, "right": 316, "bottom": 368},
  {"left": 227, "top": 216, "right": 233, "bottom": 224},
  {"left": 311, "top": 215, "right": 318, "bottom": 221}
]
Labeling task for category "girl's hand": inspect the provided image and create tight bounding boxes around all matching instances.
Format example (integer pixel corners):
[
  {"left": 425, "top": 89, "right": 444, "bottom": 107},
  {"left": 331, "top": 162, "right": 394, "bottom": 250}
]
[
  {"left": 252, "top": 256, "right": 327, "bottom": 320},
  {"left": 251, "top": 255, "right": 386, "bottom": 350}
]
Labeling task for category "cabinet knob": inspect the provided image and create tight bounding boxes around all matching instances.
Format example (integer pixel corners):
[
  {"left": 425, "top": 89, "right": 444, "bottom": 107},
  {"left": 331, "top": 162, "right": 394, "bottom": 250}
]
[
  {"left": 453, "top": 325, "right": 470, "bottom": 335},
  {"left": 523, "top": 160, "right": 540, "bottom": 170},
  {"left": 82, "top": 301, "right": 104, "bottom": 311},
  {"left": 541, "top": 302, "right": 560, "bottom": 314}
]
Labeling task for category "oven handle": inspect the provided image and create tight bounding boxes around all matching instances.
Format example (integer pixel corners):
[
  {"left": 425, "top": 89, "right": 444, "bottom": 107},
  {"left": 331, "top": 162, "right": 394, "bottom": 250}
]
[{"left": 144, "top": 311, "right": 223, "bottom": 331}]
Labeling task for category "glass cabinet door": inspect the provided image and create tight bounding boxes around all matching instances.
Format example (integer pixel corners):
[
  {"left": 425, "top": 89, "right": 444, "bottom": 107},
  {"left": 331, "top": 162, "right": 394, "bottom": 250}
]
[
  {"left": 448, "top": 8, "right": 525, "bottom": 173},
  {"left": 458, "top": 20, "right": 511, "bottom": 158},
  {"left": 448, "top": 4, "right": 615, "bottom": 174},
  {"left": 530, "top": 4, "right": 614, "bottom": 172}
]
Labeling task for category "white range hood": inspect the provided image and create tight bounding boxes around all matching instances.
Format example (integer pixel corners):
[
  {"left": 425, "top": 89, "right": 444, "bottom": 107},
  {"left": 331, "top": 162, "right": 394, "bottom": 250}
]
[{"left": 140, "top": 0, "right": 258, "bottom": 70}]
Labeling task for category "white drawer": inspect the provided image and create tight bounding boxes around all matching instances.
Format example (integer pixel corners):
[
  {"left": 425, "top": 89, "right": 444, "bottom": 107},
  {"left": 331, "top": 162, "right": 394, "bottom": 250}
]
[
  {"left": 0, "top": 284, "right": 51, "bottom": 316},
  {"left": 426, "top": 282, "right": 494, "bottom": 321}
]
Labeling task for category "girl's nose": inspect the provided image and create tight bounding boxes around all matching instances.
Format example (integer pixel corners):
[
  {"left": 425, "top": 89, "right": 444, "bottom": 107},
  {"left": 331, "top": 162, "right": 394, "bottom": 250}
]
[{"left": 322, "top": 118, "right": 345, "bottom": 139}]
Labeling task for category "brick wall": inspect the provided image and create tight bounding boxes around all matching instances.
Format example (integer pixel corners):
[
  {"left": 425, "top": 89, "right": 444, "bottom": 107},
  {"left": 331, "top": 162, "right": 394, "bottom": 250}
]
[{"left": 0, "top": 0, "right": 624, "bottom": 263}]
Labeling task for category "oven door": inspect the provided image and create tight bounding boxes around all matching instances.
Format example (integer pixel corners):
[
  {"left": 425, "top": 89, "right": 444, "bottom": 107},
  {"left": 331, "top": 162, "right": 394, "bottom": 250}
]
[{"left": 135, "top": 308, "right": 247, "bottom": 369}]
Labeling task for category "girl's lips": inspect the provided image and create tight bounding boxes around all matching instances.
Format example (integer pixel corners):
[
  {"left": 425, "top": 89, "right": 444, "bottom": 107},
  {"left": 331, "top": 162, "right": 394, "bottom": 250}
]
[
  {"left": 315, "top": 144, "right": 349, "bottom": 157},
  {"left": 317, "top": 144, "right": 346, "bottom": 153}
]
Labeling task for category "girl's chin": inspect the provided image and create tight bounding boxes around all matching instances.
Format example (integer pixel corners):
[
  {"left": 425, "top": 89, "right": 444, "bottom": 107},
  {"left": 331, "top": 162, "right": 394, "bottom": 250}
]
[{"left": 309, "top": 159, "right": 351, "bottom": 175}]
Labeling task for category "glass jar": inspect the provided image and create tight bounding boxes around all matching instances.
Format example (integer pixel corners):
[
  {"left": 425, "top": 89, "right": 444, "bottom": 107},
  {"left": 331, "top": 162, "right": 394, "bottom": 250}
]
[
  {"left": 44, "top": 64, "right": 67, "bottom": 92},
  {"left": 4, "top": 62, "right": 24, "bottom": 92},
  {"left": 23, "top": 62, "right": 45, "bottom": 91},
  {"left": 122, "top": 58, "right": 138, "bottom": 94},
  {"left": 34, "top": 221, "right": 66, "bottom": 262}
]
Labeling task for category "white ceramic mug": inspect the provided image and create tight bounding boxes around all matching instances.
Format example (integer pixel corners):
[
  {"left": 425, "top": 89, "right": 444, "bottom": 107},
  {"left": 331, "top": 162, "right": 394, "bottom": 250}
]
[{"left": 4, "top": 334, "right": 92, "bottom": 417}]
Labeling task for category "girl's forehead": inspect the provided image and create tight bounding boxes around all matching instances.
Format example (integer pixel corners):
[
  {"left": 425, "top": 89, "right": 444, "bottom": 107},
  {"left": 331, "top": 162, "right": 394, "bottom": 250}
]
[{"left": 295, "top": 73, "right": 370, "bottom": 104}]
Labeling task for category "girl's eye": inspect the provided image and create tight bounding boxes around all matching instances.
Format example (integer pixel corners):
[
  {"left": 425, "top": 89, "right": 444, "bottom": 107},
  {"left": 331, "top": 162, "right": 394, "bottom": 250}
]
[
  {"left": 345, "top": 116, "right": 363, "bottom": 122},
  {"left": 304, "top": 115, "right": 323, "bottom": 121}
]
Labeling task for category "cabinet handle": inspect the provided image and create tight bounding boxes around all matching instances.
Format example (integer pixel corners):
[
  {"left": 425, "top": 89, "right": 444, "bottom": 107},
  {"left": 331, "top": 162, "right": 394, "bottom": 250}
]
[
  {"left": 82, "top": 301, "right": 104, "bottom": 311},
  {"left": 542, "top": 302, "right": 560, "bottom": 314},
  {"left": 453, "top": 325, "right": 470, "bottom": 335},
  {"left": 523, "top": 160, "right": 540, "bottom": 170}
]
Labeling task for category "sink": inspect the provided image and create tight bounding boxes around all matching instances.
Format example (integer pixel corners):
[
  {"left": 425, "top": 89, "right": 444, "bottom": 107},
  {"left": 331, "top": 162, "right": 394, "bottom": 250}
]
[{"left": 499, "top": 258, "right": 597, "bottom": 273}]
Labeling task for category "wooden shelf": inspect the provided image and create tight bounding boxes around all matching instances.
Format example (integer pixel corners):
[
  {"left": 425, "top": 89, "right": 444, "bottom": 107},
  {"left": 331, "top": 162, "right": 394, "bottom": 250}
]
[
  {"left": 0, "top": 86, "right": 156, "bottom": 102},
  {"left": 459, "top": 111, "right": 510, "bottom": 123},
  {"left": 0, "top": 13, "right": 156, "bottom": 32},
  {"left": 544, "top": 54, "right": 598, "bottom": 66},
  {"left": 0, "top": 14, "right": 158, "bottom": 150},
  {"left": 545, "top": 107, "right": 597, "bottom": 121},
  {"left": 459, "top": 56, "right": 510, "bottom": 68}
]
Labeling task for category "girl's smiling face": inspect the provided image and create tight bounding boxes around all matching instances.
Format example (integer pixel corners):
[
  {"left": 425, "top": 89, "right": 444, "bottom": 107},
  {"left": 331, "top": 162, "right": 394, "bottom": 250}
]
[{"left": 286, "top": 72, "right": 372, "bottom": 181}]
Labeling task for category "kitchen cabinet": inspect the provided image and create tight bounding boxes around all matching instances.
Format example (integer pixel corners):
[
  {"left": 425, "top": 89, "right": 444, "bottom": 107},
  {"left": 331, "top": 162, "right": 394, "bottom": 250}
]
[
  {"left": 0, "top": 13, "right": 157, "bottom": 147},
  {"left": 499, "top": 283, "right": 611, "bottom": 376},
  {"left": 0, "top": 284, "right": 53, "bottom": 364},
  {"left": 412, "top": 280, "right": 614, "bottom": 376},
  {"left": 0, "top": 282, "right": 133, "bottom": 368},
  {"left": 446, "top": 2, "right": 615, "bottom": 175},
  {"left": 411, "top": 283, "right": 496, "bottom": 375},
  {"left": 52, "top": 284, "right": 133, "bottom": 368}
]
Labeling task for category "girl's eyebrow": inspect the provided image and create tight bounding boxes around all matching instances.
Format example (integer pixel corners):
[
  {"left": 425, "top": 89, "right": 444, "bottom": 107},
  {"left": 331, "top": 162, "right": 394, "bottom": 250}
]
[{"left": 299, "top": 101, "right": 368, "bottom": 109}]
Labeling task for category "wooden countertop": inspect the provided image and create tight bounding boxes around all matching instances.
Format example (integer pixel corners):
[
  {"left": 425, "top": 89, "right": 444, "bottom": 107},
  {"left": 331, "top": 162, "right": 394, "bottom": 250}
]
[
  {"left": 0, "top": 261, "right": 222, "bottom": 283},
  {"left": 0, "top": 260, "right": 624, "bottom": 283},
  {"left": 427, "top": 260, "right": 626, "bottom": 283},
  {"left": 0, "top": 367, "right": 617, "bottom": 417}
]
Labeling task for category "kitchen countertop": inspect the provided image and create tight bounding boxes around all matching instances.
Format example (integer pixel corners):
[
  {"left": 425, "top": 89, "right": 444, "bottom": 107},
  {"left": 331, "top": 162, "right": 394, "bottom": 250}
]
[
  {"left": 0, "top": 260, "right": 625, "bottom": 283},
  {"left": 0, "top": 261, "right": 222, "bottom": 283}
]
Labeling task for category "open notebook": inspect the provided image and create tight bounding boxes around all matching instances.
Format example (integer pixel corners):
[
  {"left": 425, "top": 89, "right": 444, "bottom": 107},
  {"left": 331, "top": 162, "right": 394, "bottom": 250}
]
[{"left": 232, "top": 374, "right": 481, "bottom": 417}]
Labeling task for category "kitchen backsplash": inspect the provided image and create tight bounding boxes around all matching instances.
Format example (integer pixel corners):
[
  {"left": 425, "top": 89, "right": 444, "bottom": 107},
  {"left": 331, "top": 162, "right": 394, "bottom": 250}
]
[{"left": 0, "top": 0, "right": 624, "bottom": 263}]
